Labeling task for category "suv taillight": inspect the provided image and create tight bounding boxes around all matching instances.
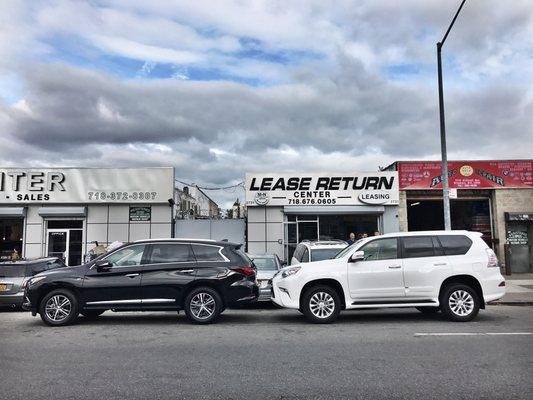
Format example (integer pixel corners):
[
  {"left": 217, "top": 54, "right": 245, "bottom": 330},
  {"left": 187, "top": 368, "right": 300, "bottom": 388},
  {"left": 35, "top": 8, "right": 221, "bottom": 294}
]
[
  {"left": 486, "top": 248, "right": 499, "bottom": 268},
  {"left": 231, "top": 267, "right": 256, "bottom": 277}
]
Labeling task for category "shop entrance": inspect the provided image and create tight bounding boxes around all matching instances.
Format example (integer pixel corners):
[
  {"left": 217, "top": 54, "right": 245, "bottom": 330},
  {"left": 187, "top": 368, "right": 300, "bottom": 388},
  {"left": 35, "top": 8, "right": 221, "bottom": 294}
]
[
  {"left": 0, "top": 218, "right": 24, "bottom": 260},
  {"left": 46, "top": 220, "right": 83, "bottom": 266},
  {"left": 283, "top": 214, "right": 380, "bottom": 261},
  {"left": 407, "top": 199, "right": 492, "bottom": 243}
]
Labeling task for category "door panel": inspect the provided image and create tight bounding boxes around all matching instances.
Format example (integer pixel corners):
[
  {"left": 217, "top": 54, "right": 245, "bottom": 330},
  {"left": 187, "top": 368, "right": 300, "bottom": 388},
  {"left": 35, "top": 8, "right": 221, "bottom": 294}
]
[
  {"left": 140, "top": 243, "right": 198, "bottom": 308},
  {"left": 401, "top": 236, "right": 450, "bottom": 299},
  {"left": 348, "top": 238, "right": 405, "bottom": 300},
  {"left": 82, "top": 244, "right": 146, "bottom": 308}
]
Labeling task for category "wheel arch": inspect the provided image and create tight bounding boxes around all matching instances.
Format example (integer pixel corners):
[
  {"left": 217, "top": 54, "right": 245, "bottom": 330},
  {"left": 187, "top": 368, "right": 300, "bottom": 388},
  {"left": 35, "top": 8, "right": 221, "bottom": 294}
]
[
  {"left": 300, "top": 279, "right": 346, "bottom": 310},
  {"left": 182, "top": 280, "right": 226, "bottom": 308},
  {"left": 439, "top": 274, "right": 485, "bottom": 309},
  {"left": 37, "top": 282, "right": 81, "bottom": 309}
]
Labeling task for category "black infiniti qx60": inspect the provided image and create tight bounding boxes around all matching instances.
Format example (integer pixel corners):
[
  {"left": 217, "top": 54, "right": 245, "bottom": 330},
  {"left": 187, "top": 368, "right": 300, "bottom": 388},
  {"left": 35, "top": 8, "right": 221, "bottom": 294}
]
[{"left": 23, "top": 239, "right": 258, "bottom": 326}]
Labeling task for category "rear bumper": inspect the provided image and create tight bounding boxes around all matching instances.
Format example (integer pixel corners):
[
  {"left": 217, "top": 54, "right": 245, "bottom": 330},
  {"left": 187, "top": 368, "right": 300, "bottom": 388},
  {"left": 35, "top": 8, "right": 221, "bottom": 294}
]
[
  {"left": 482, "top": 273, "right": 506, "bottom": 304},
  {"left": 0, "top": 292, "right": 24, "bottom": 307},
  {"left": 225, "top": 280, "right": 259, "bottom": 307}
]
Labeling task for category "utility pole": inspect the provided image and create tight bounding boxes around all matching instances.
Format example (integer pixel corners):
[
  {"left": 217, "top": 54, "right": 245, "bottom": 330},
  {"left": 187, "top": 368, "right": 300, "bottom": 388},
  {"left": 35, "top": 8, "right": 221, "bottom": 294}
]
[{"left": 437, "top": 0, "right": 466, "bottom": 230}]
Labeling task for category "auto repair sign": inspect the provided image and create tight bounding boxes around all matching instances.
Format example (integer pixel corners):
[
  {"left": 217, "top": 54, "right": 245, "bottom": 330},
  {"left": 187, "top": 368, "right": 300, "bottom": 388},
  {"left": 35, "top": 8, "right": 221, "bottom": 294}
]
[
  {"left": 245, "top": 172, "right": 399, "bottom": 206},
  {"left": 398, "top": 160, "right": 533, "bottom": 190}
]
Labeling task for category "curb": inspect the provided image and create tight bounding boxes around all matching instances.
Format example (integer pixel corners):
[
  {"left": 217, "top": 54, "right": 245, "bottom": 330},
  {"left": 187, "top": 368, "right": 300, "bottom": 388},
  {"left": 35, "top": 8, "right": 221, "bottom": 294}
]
[{"left": 491, "top": 302, "right": 533, "bottom": 306}]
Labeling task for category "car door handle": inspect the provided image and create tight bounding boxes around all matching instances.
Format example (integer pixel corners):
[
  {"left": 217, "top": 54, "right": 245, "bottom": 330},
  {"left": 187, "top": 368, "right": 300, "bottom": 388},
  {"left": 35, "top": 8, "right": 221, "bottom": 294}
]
[
  {"left": 388, "top": 265, "right": 401, "bottom": 269},
  {"left": 433, "top": 263, "right": 448, "bottom": 266},
  {"left": 125, "top": 273, "right": 139, "bottom": 278},
  {"left": 181, "top": 269, "right": 195, "bottom": 274}
]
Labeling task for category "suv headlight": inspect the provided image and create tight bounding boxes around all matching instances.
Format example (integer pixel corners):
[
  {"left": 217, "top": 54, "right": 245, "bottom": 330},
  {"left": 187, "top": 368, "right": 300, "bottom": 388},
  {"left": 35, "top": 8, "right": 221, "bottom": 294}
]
[
  {"left": 281, "top": 266, "right": 301, "bottom": 278},
  {"left": 28, "top": 276, "right": 47, "bottom": 286}
]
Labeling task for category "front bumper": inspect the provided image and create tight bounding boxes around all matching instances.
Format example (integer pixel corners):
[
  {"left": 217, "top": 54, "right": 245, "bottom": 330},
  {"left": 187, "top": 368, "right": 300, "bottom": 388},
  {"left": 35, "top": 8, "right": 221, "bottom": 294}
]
[{"left": 271, "top": 276, "right": 300, "bottom": 309}]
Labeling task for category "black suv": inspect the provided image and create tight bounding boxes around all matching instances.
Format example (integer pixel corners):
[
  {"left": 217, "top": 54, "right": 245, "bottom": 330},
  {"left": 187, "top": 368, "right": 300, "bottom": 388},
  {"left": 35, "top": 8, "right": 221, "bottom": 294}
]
[{"left": 23, "top": 239, "right": 258, "bottom": 326}]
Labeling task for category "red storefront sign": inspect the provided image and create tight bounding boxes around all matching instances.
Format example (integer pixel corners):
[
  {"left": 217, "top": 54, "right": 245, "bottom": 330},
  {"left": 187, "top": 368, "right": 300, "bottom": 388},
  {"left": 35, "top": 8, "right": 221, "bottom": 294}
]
[{"left": 398, "top": 160, "right": 533, "bottom": 190}]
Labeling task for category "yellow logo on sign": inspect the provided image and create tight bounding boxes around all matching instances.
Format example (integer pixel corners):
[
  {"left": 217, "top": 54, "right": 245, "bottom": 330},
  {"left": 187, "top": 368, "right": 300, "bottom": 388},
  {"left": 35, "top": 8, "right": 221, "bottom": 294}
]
[{"left": 460, "top": 165, "right": 473, "bottom": 177}]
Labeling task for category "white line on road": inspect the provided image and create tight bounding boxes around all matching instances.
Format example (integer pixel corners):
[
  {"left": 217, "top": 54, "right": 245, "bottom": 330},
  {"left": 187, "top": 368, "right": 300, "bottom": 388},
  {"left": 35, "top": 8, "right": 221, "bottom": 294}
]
[{"left": 415, "top": 332, "right": 532, "bottom": 337}]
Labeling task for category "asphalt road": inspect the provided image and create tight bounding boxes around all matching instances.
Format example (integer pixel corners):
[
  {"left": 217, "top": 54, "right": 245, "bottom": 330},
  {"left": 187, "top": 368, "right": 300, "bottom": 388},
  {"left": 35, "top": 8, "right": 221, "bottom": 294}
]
[{"left": 1, "top": 305, "right": 532, "bottom": 400}]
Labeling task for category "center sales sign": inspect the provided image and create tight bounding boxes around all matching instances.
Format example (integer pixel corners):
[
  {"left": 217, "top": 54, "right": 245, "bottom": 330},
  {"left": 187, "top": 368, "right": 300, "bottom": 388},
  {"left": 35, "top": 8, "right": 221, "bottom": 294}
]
[{"left": 245, "top": 172, "right": 399, "bottom": 207}]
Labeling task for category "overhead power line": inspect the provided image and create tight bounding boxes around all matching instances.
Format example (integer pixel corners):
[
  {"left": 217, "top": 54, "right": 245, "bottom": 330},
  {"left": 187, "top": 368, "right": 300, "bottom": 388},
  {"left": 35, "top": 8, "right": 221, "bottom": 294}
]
[{"left": 175, "top": 178, "right": 245, "bottom": 191}]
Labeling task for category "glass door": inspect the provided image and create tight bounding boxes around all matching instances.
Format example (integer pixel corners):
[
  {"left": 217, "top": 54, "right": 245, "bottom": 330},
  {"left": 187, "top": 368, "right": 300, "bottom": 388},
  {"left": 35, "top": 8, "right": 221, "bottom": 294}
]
[
  {"left": 47, "top": 228, "right": 84, "bottom": 266},
  {"left": 283, "top": 221, "right": 297, "bottom": 262},
  {"left": 47, "top": 230, "right": 69, "bottom": 264}
]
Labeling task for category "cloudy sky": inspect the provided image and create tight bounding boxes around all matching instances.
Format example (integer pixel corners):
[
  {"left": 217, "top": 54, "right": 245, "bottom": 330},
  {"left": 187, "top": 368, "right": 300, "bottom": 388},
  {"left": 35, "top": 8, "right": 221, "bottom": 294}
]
[{"left": 1, "top": 0, "right": 532, "bottom": 207}]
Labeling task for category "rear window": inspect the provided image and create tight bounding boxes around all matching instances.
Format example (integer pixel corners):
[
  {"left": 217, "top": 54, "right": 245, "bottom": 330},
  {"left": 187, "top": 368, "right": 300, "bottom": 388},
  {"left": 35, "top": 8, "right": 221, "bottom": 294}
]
[
  {"left": 437, "top": 235, "right": 473, "bottom": 256},
  {"left": 252, "top": 257, "right": 278, "bottom": 270},
  {"left": 192, "top": 245, "right": 226, "bottom": 262},
  {"left": 0, "top": 264, "right": 28, "bottom": 278},
  {"left": 310, "top": 248, "right": 342, "bottom": 262},
  {"left": 402, "top": 237, "right": 436, "bottom": 258}
]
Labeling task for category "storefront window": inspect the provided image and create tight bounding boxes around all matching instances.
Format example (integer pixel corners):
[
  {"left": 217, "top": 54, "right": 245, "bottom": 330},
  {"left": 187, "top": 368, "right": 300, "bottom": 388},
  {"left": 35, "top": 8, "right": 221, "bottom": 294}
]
[{"left": 0, "top": 219, "right": 24, "bottom": 261}]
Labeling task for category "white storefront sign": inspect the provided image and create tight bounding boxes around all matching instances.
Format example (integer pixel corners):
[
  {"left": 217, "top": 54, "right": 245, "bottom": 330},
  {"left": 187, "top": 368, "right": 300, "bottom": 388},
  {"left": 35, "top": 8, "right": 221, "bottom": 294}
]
[
  {"left": 245, "top": 172, "right": 399, "bottom": 207},
  {"left": 0, "top": 167, "right": 174, "bottom": 204}
]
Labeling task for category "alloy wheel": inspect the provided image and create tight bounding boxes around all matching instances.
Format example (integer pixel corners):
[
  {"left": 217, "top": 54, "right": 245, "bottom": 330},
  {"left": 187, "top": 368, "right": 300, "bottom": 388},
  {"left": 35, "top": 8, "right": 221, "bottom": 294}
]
[
  {"left": 189, "top": 292, "right": 216, "bottom": 320},
  {"left": 448, "top": 290, "right": 474, "bottom": 316},
  {"left": 45, "top": 295, "right": 72, "bottom": 322},
  {"left": 309, "top": 292, "right": 335, "bottom": 319}
]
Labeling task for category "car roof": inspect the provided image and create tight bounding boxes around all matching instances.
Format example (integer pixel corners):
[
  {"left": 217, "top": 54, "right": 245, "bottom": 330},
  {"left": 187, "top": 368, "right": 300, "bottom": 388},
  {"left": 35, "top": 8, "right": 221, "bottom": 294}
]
[
  {"left": 0, "top": 257, "right": 58, "bottom": 265},
  {"left": 378, "top": 230, "right": 477, "bottom": 238},
  {"left": 133, "top": 238, "right": 242, "bottom": 247},
  {"left": 301, "top": 240, "right": 348, "bottom": 248}
]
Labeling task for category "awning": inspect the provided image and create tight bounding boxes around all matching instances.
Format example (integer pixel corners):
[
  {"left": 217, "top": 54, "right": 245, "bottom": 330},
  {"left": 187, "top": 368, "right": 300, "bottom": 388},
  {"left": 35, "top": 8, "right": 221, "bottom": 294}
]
[
  {"left": 38, "top": 207, "right": 86, "bottom": 217},
  {"left": 283, "top": 205, "right": 385, "bottom": 215},
  {"left": 0, "top": 207, "right": 26, "bottom": 218}
]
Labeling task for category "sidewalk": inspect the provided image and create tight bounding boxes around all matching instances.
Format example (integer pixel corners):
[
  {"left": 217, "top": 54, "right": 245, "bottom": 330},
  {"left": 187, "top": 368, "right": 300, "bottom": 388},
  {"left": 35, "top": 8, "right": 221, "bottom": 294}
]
[{"left": 494, "top": 273, "right": 533, "bottom": 306}]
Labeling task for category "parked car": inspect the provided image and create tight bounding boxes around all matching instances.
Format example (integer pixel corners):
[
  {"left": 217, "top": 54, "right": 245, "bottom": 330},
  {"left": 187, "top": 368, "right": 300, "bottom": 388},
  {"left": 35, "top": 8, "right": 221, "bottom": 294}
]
[
  {"left": 0, "top": 258, "right": 66, "bottom": 308},
  {"left": 272, "top": 231, "right": 506, "bottom": 323},
  {"left": 249, "top": 253, "right": 283, "bottom": 301},
  {"left": 290, "top": 240, "right": 348, "bottom": 265},
  {"left": 23, "top": 239, "right": 258, "bottom": 326}
]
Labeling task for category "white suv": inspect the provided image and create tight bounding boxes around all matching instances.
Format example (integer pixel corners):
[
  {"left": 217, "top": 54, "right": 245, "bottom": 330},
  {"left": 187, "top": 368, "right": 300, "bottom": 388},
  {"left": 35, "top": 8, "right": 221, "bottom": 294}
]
[
  {"left": 272, "top": 231, "right": 505, "bottom": 323},
  {"left": 290, "top": 240, "right": 348, "bottom": 265}
]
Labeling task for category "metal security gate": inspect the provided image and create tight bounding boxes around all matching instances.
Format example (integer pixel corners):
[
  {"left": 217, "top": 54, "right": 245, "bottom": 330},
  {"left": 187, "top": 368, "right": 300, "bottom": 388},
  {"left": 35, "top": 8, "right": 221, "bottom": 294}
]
[{"left": 175, "top": 219, "right": 245, "bottom": 244}]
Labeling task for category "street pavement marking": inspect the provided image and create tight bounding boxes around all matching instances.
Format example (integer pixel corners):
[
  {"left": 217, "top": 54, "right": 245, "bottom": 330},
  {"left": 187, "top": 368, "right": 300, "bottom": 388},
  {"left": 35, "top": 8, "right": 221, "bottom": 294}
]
[{"left": 415, "top": 332, "right": 532, "bottom": 337}]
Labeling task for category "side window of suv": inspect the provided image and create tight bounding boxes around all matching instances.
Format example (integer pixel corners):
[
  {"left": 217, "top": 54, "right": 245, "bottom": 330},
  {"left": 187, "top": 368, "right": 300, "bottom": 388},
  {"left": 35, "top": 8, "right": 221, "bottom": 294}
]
[
  {"left": 148, "top": 243, "right": 195, "bottom": 264},
  {"left": 402, "top": 237, "right": 436, "bottom": 258},
  {"left": 301, "top": 247, "right": 309, "bottom": 263},
  {"left": 359, "top": 238, "right": 398, "bottom": 261},
  {"left": 191, "top": 245, "right": 226, "bottom": 262},
  {"left": 104, "top": 244, "right": 146, "bottom": 267},
  {"left": 293, "top": 245, "right": 303, "bottom": 262},
  {"left": 437, "top": 235, "right": 473, "bottom": 256}
]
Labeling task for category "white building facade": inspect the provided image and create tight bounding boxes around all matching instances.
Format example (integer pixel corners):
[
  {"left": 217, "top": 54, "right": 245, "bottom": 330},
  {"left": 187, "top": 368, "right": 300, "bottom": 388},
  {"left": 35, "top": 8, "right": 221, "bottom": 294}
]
[
  {"left": 245, "top": 172, "right": 400, "bottom": 262},
  {"left": 0, "top": 167, "right": 175, "bottom": 265}
]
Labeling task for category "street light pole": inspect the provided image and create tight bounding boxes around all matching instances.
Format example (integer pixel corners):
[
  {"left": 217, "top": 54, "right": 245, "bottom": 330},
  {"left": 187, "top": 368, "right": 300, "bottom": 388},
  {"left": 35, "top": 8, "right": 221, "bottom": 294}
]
[{"left": 437, "top": 0, "right": 467, "bottom": 231}]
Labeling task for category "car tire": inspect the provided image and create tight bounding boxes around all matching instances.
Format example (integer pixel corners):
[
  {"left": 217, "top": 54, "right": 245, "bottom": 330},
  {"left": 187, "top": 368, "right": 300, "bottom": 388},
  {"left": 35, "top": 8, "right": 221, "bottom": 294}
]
[
  {"left": 301, "top": 285, "right": 341, "bottom": 324},
  {"left": 39, "top": 289, "right": 79, "bottom": 326},
  {"left": 415, "top": 306, "right": 440, "bottom": 314},
  {"left": 184, "top": 287, "right": 222, "bottom": 324},
  {"left": 440, "top": 284, "right": 480, "bottom": 322},
  {"left": 81, "top": 310, "right": 106, "bottom": 318}
]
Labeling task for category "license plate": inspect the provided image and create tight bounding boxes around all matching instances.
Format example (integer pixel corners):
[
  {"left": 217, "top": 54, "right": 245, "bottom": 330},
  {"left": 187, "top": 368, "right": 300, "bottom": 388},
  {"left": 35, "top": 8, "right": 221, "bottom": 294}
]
[
  {"left": 259, "top": 280, "right": 269, "bottom": 288},
  {"left": 0, "top": 284, "right": 8, "bottom": 291}
]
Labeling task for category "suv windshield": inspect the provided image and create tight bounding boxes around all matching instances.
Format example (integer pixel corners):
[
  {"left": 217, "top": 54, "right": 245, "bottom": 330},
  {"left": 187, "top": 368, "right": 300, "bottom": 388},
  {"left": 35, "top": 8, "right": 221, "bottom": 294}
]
[
  {"left": 311, "top": 248, "right": 345, "bottom": 262},
  {"left": 252, "top": 257, "right": 278, "bottom": 270},
  {"left": 0, "top": 264, "right": 28, "bottom": 278},
  {"left": 334, "top": 240, "right": 363, "bottom": 259}
]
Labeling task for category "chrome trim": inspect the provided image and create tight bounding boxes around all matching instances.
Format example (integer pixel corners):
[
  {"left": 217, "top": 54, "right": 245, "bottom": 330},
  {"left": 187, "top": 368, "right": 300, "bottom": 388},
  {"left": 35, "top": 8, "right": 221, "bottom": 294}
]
[
  {"left": 85, "top": 298, "right": 175, "bottom": 305},
  {"left": 142, "top": 298, "right": 175, "bottom": 303}
]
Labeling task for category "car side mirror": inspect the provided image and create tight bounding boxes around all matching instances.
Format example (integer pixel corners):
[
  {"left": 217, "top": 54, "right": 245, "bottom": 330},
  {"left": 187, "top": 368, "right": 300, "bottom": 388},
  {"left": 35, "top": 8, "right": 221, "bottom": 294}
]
[
  {"left": 95, "top": 260, "right": 112, "bottom": 272},
  {"left": 349, "top": 251, "right": 365, "bottom": 263}
]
